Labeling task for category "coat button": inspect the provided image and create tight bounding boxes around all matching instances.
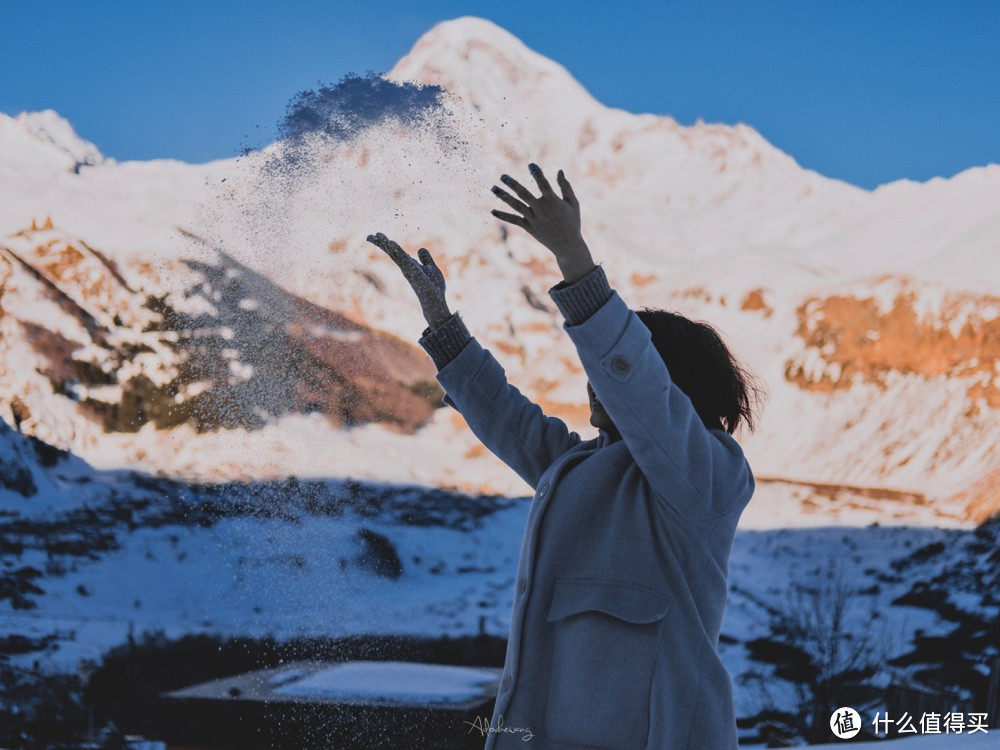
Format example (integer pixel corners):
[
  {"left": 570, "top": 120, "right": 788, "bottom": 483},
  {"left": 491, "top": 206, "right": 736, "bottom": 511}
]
[
  {"left": 537, "top": 482, "right": 549, "bottom": 499},
  {"left": 517, "top": 576, "right": 527, "bottom": 594},
  {"left": 611, "top": 355, "right": 630, "bottom": 373},
  {"left": 501, "top": 674, "right": 511, "bottom": 691}
]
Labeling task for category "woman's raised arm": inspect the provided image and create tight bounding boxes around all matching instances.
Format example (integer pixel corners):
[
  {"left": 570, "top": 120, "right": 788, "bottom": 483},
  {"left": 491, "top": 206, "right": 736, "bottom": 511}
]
[
  {"left": 491, "top": 166, "right": 753, "bottom": 519},
  {"left": 365, "top": 233, "right": 581, "bottom": 490}
]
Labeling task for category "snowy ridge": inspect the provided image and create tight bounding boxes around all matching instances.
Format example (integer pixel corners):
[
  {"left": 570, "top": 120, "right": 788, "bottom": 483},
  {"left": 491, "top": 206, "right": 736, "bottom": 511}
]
[
  {"left": 0, "top": 110, "right": 107, "bottom": 174},
  {"left": 388, "top": 15, "right": 604, "bottom": 117},
  {"left": 389, "top": 18, "right": 867, "bottom": 264}
]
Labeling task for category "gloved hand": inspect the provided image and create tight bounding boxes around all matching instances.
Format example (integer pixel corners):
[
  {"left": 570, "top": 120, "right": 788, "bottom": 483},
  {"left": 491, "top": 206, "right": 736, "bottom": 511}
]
[{"left": 366, "top": 232, "right": 452, "bottom": 329}]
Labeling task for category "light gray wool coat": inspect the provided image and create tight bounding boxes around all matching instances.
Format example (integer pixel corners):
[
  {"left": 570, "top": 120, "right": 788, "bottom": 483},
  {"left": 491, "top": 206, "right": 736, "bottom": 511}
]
[{"left": 419, "top": 265, "right": 755, "bottom": 750}]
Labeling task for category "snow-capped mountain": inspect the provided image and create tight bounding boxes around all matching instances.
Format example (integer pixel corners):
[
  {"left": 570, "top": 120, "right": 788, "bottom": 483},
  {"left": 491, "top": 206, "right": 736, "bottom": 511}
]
[
  {"left": 1, "top": 16, "right": 998, "bottom": 522},
  {"left": 0, "top": 109, "right": 107, "bottom": 176}
]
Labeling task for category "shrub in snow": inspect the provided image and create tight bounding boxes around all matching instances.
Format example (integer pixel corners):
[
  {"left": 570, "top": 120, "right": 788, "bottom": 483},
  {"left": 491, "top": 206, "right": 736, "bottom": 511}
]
[{"left": 354, "top": 527, "right": 403, "bottom": 579}]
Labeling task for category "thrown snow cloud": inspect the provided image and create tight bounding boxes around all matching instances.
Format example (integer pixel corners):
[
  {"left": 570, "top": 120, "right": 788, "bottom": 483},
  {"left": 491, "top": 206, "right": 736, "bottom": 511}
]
[
  {"left": 259, "top": 72, "right": 470, "bottom": 184},
  {"left": 195, "top": 71, "right": 492, "bottom": 290},
  {"left": 279, "top": 72, "right": 450, "bottom": 143}
]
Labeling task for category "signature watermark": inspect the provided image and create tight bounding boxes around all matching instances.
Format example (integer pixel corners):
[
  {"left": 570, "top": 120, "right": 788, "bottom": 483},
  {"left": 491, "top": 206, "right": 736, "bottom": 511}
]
[
  {"left": 831, "top": 707, "right": 990, "bottom": 739},
  {"left": 464, "top": 714, "right": 534, "bottom": 742}
]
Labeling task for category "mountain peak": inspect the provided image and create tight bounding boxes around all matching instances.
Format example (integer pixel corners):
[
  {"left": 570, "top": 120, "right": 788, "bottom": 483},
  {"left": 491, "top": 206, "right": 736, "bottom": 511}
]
[
  {"left": 2, "top": 109, "right": 107, "bottom": 173},
  {"left": 413, "top": 16, "right": 525, "bottom": 47},
  {"left": 388, "top": 16, "right": 600, "bottom": 112}
]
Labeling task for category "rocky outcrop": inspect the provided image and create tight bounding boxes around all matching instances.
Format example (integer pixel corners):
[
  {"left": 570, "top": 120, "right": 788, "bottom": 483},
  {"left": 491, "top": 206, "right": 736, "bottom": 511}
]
[
  {"left": 1, "top": 222, "right": 442, "bottom": 435},
  {"left": 786, "top": 278, "right": 1000, "bottom": 408}
]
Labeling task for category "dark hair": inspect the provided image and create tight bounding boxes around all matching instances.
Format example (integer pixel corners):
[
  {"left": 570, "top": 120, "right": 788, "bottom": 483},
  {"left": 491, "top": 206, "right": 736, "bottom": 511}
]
[{"left": 635, "top": 308, "right": 763, "bottom": 435}]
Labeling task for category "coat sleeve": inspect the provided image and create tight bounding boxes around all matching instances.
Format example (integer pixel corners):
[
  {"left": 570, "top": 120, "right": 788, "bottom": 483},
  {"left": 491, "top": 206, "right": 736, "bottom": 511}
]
[
  {"left": 549, "top": 266, "right": 754, "bottom": 518},
  {"left": 420, "top": 313, "right": 581, "bottom": 491}
]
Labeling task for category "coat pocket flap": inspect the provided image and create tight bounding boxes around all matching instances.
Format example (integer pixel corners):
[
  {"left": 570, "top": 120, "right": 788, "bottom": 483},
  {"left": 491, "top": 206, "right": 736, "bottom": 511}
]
[{"left": 546, "top": 578, "right": 670, "bottom": 624}]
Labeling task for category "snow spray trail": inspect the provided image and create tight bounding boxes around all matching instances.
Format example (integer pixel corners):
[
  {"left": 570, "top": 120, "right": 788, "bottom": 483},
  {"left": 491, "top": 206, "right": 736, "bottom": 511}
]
[
  {"left": 177, "top": 71, "right": 487, "bottom": 440},
  {"left": 196, "top": 70, "right": 489, "bottom": 283},
  {"left": 171, "top": 72, "right": 497, "bottom": 695}
]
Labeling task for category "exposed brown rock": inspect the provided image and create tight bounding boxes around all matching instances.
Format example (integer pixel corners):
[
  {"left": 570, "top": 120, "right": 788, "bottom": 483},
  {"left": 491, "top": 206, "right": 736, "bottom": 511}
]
[
  {"left": 1, "top": 243, "right": 107, "bottom": 343},
  {"left": 741, "top": 288, "right": 773, "bottom": 317},
  {"left": 493, "top": 339, "right": 526, "bottom": 363},
  {"left": 678, "top": 286, "right": 713, "bottom": 303},
  {"left": 17, "top": 321, "right": 106, "bottom": 390},
  {"left": 536, "top": 398, "right": 588, "bottom": 425},
  {"left": 578, "top": 120, "right": 597, "bottom": 151},
  {"left": 519, "top": 321, "right": 553, "bottom": 333},
  {"left": 786, "top": 283, "right": 1000, "bottom": 406},
  {"left": 948, "top": 465, "right": 1000, "bottom": 523},
  {"left": 40, "top": 241, "right": 86, "bottom": 280},
  {"left": 464, "top": 443, "right": 488, "bottom": 460},
  {"left": 9, "top": 229, "right": 443, "bottom": 435},
  {"left": 519, "top": 255, "right": 557, "bottom": 278},
  {"left": 80, "top": 240, "right": 134, "bottom": 292},
  {"left": 0, "top": 254, "right": 11, "bottom": 308},
  {"left": 754, "top": 474, "right": 927, "bottom": 505},
  {"left": 9, "top": 396, "right": 31, "bottom": 431}
]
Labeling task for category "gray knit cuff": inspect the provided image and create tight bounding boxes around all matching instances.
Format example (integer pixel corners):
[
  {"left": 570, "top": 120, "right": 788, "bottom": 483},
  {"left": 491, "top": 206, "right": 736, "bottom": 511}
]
[
  {"left": 419, "top": 312, "right": 472, "bottom": 370},
  {"left": 548, "top": 265, "right": 613, "bottom": 326}
]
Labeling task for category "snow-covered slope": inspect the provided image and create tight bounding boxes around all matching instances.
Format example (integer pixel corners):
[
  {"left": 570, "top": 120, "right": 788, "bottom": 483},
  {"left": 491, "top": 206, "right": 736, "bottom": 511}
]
[
  {"left": 2, "top": 420, "right": 996, "bottom": 745},
  {"left": 1, "top": 16, "right": 998, "bottom": 522}
]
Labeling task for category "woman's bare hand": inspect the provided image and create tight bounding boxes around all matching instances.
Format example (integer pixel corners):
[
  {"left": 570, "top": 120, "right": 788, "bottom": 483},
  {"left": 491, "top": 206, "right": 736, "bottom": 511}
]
[
  {"left": 366, "top": 232, "right": 452, "bottom": 328},
  {"left": 491, "top": 164, "right": 596, "bottom": 283}
]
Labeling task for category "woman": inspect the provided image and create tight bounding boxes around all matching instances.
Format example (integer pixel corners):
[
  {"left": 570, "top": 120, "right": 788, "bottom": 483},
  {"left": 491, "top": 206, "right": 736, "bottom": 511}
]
[{"left": 367, "top": 164, "right": 759, "bottom": 749}]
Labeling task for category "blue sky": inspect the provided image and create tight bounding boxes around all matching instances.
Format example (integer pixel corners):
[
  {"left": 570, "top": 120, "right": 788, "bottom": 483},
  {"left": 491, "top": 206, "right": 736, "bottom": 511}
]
[{"left": 2, "top": 1, "right": 997, "bottom": 189}]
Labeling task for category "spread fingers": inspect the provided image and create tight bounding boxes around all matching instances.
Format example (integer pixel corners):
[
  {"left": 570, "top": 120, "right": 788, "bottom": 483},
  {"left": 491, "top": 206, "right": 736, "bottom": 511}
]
[
  {"left": 491, "top": 185, "right": 530, "bottom": 215},
  {"left": 557, "top": 170, "right": 579, "bottom": 208},
  {"left": 368, "top": 233, "right": 421, "bottom": 279},
  {"left": 499, "top": 173, "right": 537, "bottom": 205},
  {"left": 528, "top": 163, "right": 555, "bottom": 196},
  {"left": 490, "top": 209, "right": 528, "bottom": 228}
]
